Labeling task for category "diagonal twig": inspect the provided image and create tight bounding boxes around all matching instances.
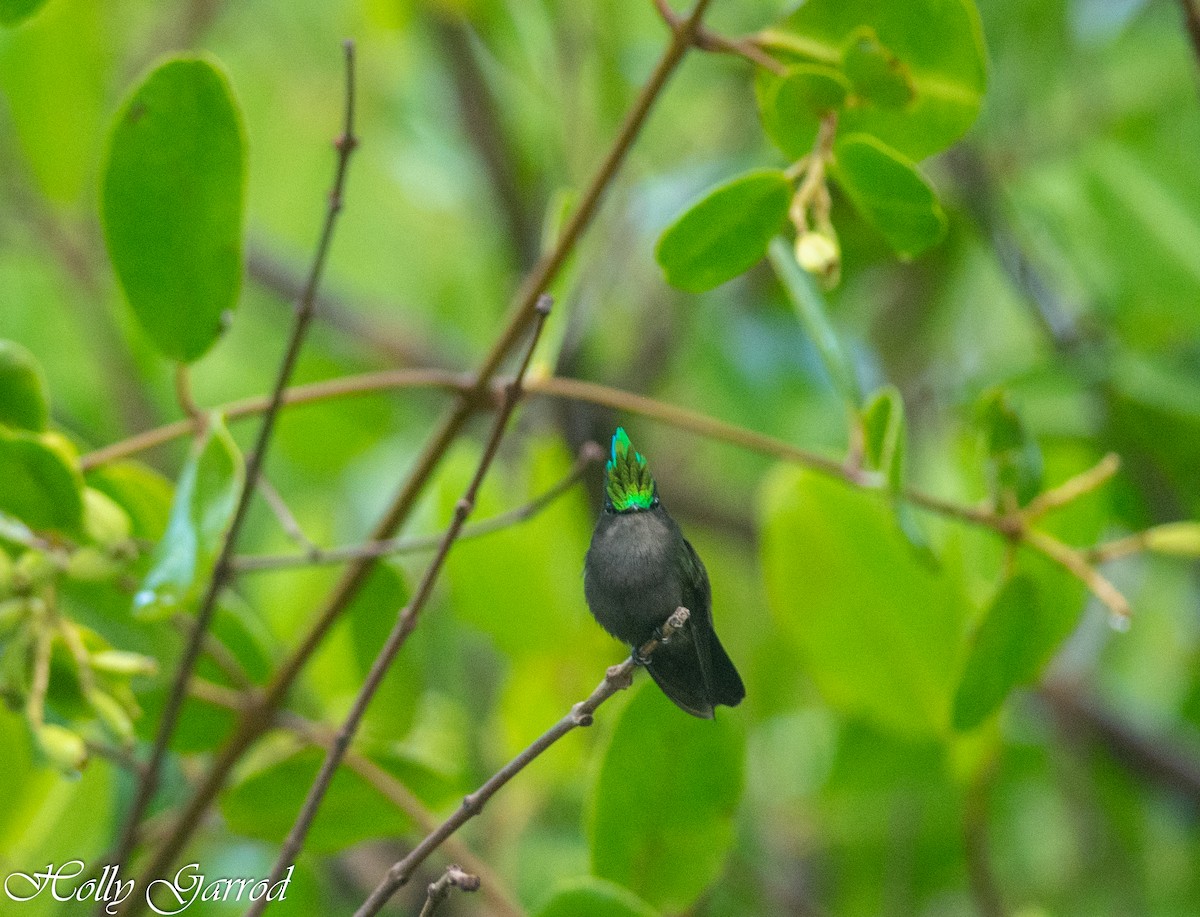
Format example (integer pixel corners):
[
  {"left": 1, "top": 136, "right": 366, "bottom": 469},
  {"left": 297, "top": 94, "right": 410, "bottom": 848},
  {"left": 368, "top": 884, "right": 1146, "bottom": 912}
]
[
  {"left": 245, "top": 295, "right": 554, "bottom": 915},
  {"left": 419, "top": 866, "right": 481, "bottom": 917},
  {"left": 353, "top": 606, "right": 691, "bottom": 917},
  {"left": 106, "top": 39, "right": 361, "bottom": 878}
]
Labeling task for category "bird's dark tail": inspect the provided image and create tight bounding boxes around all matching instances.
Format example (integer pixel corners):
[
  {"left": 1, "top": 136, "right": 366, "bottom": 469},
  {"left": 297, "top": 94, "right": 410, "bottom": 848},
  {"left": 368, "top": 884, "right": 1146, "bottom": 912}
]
[
  {"left": 646, "top": 626, "right": 744, "bottom": 719},
  {"left": 708, "top": 633, "right": 746, "bottom": 707}
]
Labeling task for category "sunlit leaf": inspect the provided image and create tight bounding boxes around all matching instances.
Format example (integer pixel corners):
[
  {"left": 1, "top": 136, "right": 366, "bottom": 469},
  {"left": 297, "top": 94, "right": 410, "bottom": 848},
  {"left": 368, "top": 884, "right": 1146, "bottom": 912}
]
[
  {"left": 590, "top": 683, "right": 744, "bottom": 912},
  {"left": 102, "top": 56, "right": 246, "bottom": 362},
  {"left": 759, "top": 466, "right": 967, "bottom": 736},
  {"left": 133, "top": 414, "right": 243, "bottom": 619},
  {"left": 832, "top": 134, "right": 946, "bottom": 259},
  {"left": 656, "top": 170, "right": 793, "bottom": 293},
  {"left": 760, "top": 0, "right": 986, "bottom": 160}
]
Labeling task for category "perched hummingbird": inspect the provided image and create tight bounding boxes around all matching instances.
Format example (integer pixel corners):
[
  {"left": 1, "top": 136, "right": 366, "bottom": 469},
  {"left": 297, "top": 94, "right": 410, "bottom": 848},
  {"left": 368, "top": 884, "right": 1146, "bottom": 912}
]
[{"left": 584, "top": 428, "right": 745, "bottom": 718}]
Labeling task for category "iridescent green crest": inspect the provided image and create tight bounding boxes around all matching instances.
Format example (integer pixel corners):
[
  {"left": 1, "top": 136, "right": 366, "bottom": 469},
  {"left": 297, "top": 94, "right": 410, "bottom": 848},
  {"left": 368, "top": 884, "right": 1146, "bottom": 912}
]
[{"left": 605, "top": 427, "right": 657, "bottom": 512}]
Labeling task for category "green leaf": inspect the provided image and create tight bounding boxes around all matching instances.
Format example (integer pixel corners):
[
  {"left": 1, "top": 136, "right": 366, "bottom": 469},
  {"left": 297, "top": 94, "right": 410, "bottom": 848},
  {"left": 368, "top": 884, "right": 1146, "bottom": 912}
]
[
  {"left": 862, "top": 384, "right": 904, "bottom": 491},
  {"left": 0, "top": 0, "right": 107, "bottom": 200},
  {"left": 656, "top": 170, "right": 793, "bottom": 293},
  {"left": 952, "top": 575, "right": 1043, "bottom": 731},
  {"left": 759, "top": 0, "right": 986, "bottom": 160},
  {"left": 101, "top": 56, "right": 247, "bottom": 363},
  {"left": 754, "top": 63, "right": 850, "bottom": 160},
  {"left": 0, "top": 427, "right": 84, "bottom": 535},
  {"left": 534, "top": 878, "right": 660, "bottom": 917},
  {"left": 0, "top": 340, "right": 48, "bottom": 431},
  {"left": 221, "top": 738, "right": 414, "bottom": 854},
  {"left": 759, "top": 467, "right": 967, "bottom": 736},
  {"left": 976, "top": 389, "right": 1043, "bottom": 506},
  {"left": 590, "top": 683, "right": 744, "bottom": 912},
  {"left": 85, "top": 460, "right": 174, "bottom": 542},
  {"left": 842, "top": 26, "right": 915, "bottom": 109},
  {"left": 0, "top": 0, "right": 47, "bottom": 26},
  {"left": 832, "top": 134, "right": 947, "bottom": 259},
  {"left": 133, "top": 414, "right": 243, "bottom": 619},
  {"left": 768, "top": 238, "right": 860, "bottom": 405}
]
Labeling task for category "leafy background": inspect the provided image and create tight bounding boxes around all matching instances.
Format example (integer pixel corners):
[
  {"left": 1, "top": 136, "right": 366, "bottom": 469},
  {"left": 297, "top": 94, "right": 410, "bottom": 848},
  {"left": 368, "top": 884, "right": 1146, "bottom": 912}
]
[{"left": 2, "top": 0, "right": 1200, "bottom": 915}]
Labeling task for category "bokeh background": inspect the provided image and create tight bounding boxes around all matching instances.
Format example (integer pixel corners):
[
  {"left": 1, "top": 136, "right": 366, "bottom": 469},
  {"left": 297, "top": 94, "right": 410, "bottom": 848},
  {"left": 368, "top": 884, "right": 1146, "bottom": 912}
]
[{"left": 2, "top": 0, "right": 1200, "bottom": 914}]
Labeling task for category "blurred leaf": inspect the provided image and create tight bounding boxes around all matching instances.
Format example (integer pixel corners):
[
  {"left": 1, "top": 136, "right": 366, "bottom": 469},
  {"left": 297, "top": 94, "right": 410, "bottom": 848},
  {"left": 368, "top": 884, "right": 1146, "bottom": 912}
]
[
  {"left": 656, "top": 170, "right": 792, "bottom": 292},
  {"left": 0, "top": 0, "right": 107, "bottom": 200},
  {"left": 759, "top": 467, "right": 967, "bottom": 736},
  {"left": 101, "top": 56, "right": 246, "bottom": 363},
  {"left": 85, "top": 460, "right": 174, "bottom": 542},
  {"left": 754, "top": 64, "right": 849, "bottom": 160},
  {"left": 832, "top": 134, "right": 946, "bottom": 259},
  {"left": 952, "top": 574, "right": 1043, "bottom": 731},
  {"left": 862, "top": 384, "right": 904, "bottom": 492},
  {"left": 0, "top": 426, "right": 84, "bottom": 535},
  {"left": 842, "top": 26, "right": 915, "bottom": 109},
  {"left": 768, "top": 238, "right": 861, "bottom": 405},
  {"left": 1143, "top": 522, "right": 1200, "bottom": 558},
  {"left": 760, "top": 0, "right": 986, "bottom": 160},
  {"left": 534, "top": 878, "right": 660, "bottom": 917},
  {"left": 221, "top": 737, "right": 414, "bottom": 854},
  {"left": 133, "top": 414, "right": 243, "bottom": 620},
  {"left": 0, "top": 340, "right": 48, "bottom": 431},
  {"left": 590, "top": 683, "right": 745, "bottom": 912},
  {"left": 977, "top": 388, "right": 1043, "bottom": 506},
  {"left": 0, "top": 0, "right": 47, "bottom": 26}
]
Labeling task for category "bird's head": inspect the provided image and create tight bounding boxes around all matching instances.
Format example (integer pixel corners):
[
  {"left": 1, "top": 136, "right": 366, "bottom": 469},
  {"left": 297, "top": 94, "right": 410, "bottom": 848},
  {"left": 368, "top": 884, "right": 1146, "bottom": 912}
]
[{"left": 604, "top": 427, "right": 659, "bottom": 513}]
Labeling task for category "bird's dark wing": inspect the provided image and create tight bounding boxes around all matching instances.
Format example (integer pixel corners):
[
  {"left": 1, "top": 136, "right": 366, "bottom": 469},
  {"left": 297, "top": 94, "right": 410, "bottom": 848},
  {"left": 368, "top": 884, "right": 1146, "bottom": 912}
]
[{"left": 678, "top": 537, "right": 744, "bottom": 708}]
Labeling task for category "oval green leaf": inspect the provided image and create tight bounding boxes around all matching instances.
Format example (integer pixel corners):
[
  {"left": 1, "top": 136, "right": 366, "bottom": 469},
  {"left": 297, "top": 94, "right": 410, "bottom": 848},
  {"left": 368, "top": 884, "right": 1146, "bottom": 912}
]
[
  {"left": 133, "top": 413, "right": 244, "bottom": 619},
  {"left": 832, "top": 134, "right": 947, "bottom": 259},
  {"left": 589, "top": 682, "right": 745, "bottom": 912},
  {"left": 534, "top": 879, "right": 660, "bottom": 917},
  {"left": 755, "top": 63, "right": 850, "bottom": 160},
  {"left": 952, "top": 574, "right": 1043, "bottom": 731},
  {"left": 759, "top": 0, "right": 986, "bottom": 160},
  {"left": 842, "top": 26, "right": 916, "bottom": 109},
  {"left": 0, "top": 427, "right": 83, "bottom": 534},
  {"left": 656, "top": 170, "right": 793, "bottom": 293},
  {"left": 102, "top": 56, "right": 246, "bottom": 363},
  {"left": 759, "top": 467, "right": 967, "bottom": 736},
  {"left": 0, "top": 340, "right": 48, "bottom": 431}
]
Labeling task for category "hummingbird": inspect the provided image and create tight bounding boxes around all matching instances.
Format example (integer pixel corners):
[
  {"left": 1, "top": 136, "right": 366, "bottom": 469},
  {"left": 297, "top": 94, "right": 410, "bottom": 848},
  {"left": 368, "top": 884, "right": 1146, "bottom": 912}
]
[{"left": 583, "top": 427, "right": 745, "bottom": 718}]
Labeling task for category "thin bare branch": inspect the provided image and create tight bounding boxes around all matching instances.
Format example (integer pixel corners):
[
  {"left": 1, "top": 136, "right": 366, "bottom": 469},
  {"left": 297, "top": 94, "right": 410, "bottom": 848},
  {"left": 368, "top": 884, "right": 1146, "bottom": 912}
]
[
  {"left": 255, "top": 475, "right": 321, "bottom": 556},
  {"left": 108, "top": 39, "right": 361, "bottom": 879},
  {"left": 419, "top": 866, "right": 481, "bottom": 917},
  {"left": 234, "top": 441, "right": 604, "bottom": 573},
  {"left": 1023, "top": 453, "right": 1120, "bottom": 521},
  {"left": 245, "top": 296, "right": 554, "bottom": 916},
  {"left": 1024, "top": 529, "right": 1131, "bottom": 625},
  {"left": 354, "top": 607, "right": 692, "bottom": 917}
]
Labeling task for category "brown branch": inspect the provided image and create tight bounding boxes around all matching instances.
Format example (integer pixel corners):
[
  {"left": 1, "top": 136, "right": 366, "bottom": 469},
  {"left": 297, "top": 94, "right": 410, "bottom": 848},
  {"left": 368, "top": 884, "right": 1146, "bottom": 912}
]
[
  {"left": 1023, "top": 529, "right": 1131, "bottom": 625},
  {"left": 234, "top": 440, "right": 603, "bottom": 573},
  {"left": 107, "top": 40, "right": 361, "bottom": 881},
  {"left": 419, "top": 866, "right": 481, "bottom": 917},
  {"left": 354, "top": 607, "right": 691, "bottom": 917},
  {"left": 1040, "top": 679, "right": 1200, "bottom": 808},
  {"left": 652, "top": 0, "right": 786, "bottom": 74},
  {"left": 962, "top": 762, "right": 1006, "bottom": 917},
  {"left": 244, "top": 296, "right": 554, "bottom": 916}
]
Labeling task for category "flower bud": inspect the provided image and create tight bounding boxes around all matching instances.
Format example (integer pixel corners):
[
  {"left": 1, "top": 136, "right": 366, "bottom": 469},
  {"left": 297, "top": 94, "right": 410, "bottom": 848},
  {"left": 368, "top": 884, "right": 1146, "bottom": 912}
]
[
  {"left": 36, "top": 723, "right": 88, "bottom": 772},
  {"left": 795, "top": 230, "right": 841, "bottom": 288},
  {"left": 1144, "top": 522, "right": 1200, "bottom": 557}
]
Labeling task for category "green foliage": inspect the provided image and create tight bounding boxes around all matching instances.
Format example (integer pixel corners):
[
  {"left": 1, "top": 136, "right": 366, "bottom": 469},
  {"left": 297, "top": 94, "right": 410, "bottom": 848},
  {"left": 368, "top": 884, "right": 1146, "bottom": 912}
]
[
  {"left": 101, "top": 56, "right": 247, "bottom": 363},
  {"left": 760, "top": 0, "right": 986, "bottom": 160},
  {"left": 534, "top": 878, "right": 660, "bottom": 917},
  {"left": 220, "top": 737, "right": 414, "bottom": 854},
  {"left": 0, "top": 340, "right": 48, "bottom": 431},
  {"left": 832, "top": 134, "right": 947, "bottom": 258},
  {"left": 754, "top": 64, "right": 850, "bottom": 160},
  {"left": 134, "top": 415, "right": 243, "bottom": 619},
  {"left": 655, "top": 170, "right": 792, "bottom": 292},
  {"left": 0, "top": 0, "right": 47, "bottom": 26},
  {"left": 590, "top": 683, "right": 745, "bottom": 913},
  {"left": 760, "top": 467, "right": 966, "bottom": 736},
  {"left": 0, "top": 427, "right": 83, "bottom": 535},
  {"left": 952, "top": 574, "right": 1045, "bottom": 731}
]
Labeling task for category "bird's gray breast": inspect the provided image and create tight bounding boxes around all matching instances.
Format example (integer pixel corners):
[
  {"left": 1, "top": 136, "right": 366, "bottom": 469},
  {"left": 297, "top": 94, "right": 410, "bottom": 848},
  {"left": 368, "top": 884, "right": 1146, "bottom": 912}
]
[{"left": 584, "top": 509, "right": 683, "bottom": 644}]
